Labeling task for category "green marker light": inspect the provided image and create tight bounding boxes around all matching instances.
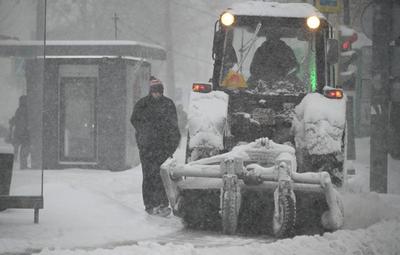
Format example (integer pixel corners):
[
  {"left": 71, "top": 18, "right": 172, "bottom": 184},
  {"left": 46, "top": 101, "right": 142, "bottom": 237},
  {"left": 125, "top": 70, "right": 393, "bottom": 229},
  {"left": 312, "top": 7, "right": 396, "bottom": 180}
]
[{"left": 309, "top": 53, "right": 317, "bottom": 92}]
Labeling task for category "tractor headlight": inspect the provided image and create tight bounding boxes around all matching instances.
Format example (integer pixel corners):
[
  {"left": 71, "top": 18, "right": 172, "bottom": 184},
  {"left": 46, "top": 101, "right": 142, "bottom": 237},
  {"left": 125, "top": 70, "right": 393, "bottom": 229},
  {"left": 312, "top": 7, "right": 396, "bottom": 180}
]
[
  {"left": 306, "top": 16, "right": 320, "bottom": 30},
  {"left": 221, "top": 12, "right": 235, "bottom": 26}
]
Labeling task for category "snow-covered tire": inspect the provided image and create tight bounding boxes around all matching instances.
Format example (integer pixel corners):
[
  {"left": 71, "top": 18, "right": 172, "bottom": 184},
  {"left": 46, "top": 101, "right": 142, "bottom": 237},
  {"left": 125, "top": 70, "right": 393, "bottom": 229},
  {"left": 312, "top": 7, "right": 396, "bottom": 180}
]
[
  {"left": 273, "top": 195, "right": 296, "bottom": 238},
  {"left": 295, "top": 192, "right": 328, "bottom": 235},
  {"left": 180, "top": 189, "right": 221, "bottom": 231},
  {"left": 221, "top": 190, "right": 240, "bottom": 235}
]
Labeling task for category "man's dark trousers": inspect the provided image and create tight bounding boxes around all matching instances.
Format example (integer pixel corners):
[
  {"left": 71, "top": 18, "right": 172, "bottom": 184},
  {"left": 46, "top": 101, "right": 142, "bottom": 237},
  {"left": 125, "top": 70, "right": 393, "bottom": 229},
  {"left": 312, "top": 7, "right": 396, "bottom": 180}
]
[{"left": 139, "top": 147, "right": 169, "bottom": 210}]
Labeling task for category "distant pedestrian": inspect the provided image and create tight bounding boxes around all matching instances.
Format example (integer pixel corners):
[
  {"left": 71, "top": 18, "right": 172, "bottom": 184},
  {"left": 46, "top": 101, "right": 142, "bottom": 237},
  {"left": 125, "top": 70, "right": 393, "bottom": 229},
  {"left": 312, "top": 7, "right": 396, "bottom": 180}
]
[
  {"left": 9, "top": 95, "right": 30, "bottom": 169},
  {"left": 130, "top": 76, "right": 181, "bottom": 216}
]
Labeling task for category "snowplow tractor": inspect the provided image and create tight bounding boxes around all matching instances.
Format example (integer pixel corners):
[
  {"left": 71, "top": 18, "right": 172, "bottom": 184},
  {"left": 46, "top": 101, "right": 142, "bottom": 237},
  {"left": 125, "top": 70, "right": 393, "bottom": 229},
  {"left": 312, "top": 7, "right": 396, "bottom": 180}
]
[{"left": 162, "top": 2, "right": 346, "bottom": 238}]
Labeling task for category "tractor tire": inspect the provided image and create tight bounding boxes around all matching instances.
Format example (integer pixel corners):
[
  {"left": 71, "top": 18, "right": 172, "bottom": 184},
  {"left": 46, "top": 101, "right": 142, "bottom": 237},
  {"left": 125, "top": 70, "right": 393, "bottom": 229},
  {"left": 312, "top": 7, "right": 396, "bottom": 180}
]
[
  {"left": 237, "top": 190, "right": 274, "bottom": 235},
  {"left": 221, "top": 190, "right": 240, "bottom": 235},
  {"left": 295, "top": 191, "right": 328, "bottom": 235},
  {"left": 273, "top": 195, "right": 296, "bottom": 238},
  {"left": 180, "top": 189, "right": 221, "bottom": 231}
]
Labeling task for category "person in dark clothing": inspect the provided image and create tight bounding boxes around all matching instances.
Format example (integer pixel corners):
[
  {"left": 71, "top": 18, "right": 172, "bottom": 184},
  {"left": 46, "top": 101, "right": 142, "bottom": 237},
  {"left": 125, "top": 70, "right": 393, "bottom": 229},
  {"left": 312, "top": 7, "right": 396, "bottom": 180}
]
[
  {"left": 248, "top": 29, "right": 298, "bottom": 88},
  {"left": 130, "top": 76, "right": 181, "bottom": 216},
  {"left": 9, "top": 95, "right": 30, "bottom": 169}
]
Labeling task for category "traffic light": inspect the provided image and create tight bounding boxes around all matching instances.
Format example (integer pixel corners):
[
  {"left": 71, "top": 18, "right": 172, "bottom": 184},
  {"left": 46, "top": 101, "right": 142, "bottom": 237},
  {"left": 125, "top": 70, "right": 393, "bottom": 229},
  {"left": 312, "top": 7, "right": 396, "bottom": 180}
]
[{"left": 338, "top": 25, "right": 358, "bottom": 91}]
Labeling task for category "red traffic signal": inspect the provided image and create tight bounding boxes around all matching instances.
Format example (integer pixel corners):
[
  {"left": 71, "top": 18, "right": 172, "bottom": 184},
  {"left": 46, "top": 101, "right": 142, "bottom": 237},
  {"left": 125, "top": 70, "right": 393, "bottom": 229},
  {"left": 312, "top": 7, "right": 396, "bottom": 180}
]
[{"left": 341, "top": 32, "right": 358, "bottom": 50}]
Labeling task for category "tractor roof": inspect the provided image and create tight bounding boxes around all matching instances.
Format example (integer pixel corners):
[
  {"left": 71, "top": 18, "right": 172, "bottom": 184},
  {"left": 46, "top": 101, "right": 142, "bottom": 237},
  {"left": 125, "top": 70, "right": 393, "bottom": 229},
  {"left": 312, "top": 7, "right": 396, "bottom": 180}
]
[{"left": 228, "top": 1, "right": 326, "bottom": 20}]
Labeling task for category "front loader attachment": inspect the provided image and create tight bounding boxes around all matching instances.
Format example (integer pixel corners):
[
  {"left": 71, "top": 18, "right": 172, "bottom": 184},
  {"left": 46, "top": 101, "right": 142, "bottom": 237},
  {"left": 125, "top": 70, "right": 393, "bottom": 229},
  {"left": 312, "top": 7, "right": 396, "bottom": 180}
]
[{"left": 161, "top": 138, "right": 344, "bottom": 238}]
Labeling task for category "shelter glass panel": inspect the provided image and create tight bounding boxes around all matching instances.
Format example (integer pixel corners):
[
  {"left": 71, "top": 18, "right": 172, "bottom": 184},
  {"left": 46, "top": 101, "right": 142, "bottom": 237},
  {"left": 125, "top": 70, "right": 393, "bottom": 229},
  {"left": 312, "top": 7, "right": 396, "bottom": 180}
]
[{"left": 0, "top": 0, "right": 45, "bottom": 199}]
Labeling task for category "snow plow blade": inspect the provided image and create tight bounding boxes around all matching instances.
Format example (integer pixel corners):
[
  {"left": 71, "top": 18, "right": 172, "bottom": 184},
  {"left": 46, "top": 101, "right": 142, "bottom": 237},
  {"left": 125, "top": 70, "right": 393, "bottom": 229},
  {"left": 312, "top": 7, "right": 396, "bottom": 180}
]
[{"left": 161, "top": 138, "right": 344, "bottom": 238}]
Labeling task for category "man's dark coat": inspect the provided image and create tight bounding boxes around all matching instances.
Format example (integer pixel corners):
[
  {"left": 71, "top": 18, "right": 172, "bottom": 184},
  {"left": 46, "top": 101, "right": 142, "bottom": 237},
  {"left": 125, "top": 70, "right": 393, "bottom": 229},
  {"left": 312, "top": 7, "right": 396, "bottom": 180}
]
[{"left": 131, "top": 95, "right": 181, "bottom": 156}]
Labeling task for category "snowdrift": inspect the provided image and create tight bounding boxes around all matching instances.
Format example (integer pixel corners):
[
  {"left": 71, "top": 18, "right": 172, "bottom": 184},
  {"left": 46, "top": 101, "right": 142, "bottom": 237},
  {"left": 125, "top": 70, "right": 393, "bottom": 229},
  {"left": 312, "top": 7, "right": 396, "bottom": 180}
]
[
  {"left": 187, "top": 91, "right": 229, "bottom": 150},
  {"left": 293, "top": 93, "right": 346, "bottom": 155}
]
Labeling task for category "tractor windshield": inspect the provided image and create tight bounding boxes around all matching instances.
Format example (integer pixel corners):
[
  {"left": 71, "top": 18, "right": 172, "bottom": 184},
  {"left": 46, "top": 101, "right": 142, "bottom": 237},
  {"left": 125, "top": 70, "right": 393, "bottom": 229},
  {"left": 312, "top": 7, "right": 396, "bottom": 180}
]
[{"left": 220, "top": 22, "right": 317, "bottom": 95}]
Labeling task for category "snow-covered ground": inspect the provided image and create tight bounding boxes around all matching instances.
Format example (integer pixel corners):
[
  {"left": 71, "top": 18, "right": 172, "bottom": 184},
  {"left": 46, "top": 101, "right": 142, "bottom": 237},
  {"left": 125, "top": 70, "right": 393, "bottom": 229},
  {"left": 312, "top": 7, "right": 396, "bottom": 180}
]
[
  {"left": 0, "top": 168, "right": 182, "bottom": 254},
  {"left": 0, "top": 138, "right": 400, "bottom": 255}
]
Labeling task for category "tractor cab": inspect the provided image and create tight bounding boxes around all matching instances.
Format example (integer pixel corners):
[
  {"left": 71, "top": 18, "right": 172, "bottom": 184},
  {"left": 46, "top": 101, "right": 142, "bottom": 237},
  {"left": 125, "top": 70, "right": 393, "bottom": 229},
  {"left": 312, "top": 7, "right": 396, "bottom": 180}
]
[
  {"left": 211, "top": 2, "right": 338, "bottom": 94},
  {"left": 195, "top": 2, "right": 341, "bottom": 148}
]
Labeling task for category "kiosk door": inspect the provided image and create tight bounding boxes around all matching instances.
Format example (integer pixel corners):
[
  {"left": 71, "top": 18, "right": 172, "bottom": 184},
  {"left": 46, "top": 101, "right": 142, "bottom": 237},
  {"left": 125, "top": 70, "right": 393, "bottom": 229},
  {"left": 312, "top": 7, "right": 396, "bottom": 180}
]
[{"left": 59, "top": 77, "right": 97, "bottom": 163}]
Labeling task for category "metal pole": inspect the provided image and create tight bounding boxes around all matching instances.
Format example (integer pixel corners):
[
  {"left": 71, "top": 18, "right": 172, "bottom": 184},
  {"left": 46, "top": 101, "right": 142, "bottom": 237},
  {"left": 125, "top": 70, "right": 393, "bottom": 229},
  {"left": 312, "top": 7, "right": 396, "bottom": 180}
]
[
  {"left": 343, "top": 0, "right": 350, "bottom": 25},
  {"left": 113, "top": 13, "right": 119, "bottom": 40},
  {"left": 164, "top": 1, "right": 176, "bottom": 99},
  {"left": 36, "top": 0, "right": 45, "bottom": 40},
  {"left": 41, "top": 0, "right": 47, "bottom": 198},
  {"left": 370, "top": 0, "right": 392, "bottom": 193}
]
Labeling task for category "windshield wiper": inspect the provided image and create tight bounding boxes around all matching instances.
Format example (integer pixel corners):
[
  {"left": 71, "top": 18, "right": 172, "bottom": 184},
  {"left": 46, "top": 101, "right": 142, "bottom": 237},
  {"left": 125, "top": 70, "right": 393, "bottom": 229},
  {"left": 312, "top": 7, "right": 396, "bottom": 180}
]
[{"left": 237, "top": 22, "right": 262, "bottom": 72}]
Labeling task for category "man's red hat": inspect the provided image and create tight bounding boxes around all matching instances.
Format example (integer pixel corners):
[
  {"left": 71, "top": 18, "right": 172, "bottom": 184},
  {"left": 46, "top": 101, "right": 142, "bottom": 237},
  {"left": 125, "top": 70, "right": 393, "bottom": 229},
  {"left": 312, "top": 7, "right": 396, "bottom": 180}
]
[{"left": 149, "top": 76, "right": 164, "bottom": 94}]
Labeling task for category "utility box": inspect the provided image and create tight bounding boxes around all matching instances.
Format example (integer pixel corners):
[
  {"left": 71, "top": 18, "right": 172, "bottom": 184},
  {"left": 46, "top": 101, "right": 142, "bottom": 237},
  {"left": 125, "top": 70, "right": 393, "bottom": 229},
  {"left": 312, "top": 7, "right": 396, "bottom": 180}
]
[
  {"left": 391, "top": 47, "right": 400, "bottom": 78},
  {"left": 355, "top": 46, "right": 372, "bottom": 137},
  {"left": 389, "top": 46, "right": 400, "bottom": 159},
  {"left": 0, "top": 153, "right": 13, "bottom": 196}
]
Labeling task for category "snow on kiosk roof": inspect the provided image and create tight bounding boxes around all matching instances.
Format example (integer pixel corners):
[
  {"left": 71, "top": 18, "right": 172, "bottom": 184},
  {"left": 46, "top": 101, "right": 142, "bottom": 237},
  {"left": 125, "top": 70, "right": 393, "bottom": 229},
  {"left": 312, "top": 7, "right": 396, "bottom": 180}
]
[
  {"left": 0, "top": 40, "right": 166, "bottom": 60},
  {"left": 227, "top": 1, "right": 326, "bottom": 20}
]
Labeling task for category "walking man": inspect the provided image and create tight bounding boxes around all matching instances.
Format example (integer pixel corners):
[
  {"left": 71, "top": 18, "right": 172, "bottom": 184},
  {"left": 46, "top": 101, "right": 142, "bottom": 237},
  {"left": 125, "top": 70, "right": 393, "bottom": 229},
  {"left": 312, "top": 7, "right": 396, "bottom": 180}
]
[{"left": 131, "top": 76, "right": 180, "bottom": 216}]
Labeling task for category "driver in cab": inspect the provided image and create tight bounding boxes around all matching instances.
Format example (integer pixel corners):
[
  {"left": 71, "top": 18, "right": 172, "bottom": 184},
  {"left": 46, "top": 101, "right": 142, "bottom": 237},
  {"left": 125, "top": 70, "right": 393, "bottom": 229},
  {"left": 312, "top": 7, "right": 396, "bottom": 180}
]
[{"left": 248, "top": 28, "right": 298, "bottom": 88}]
